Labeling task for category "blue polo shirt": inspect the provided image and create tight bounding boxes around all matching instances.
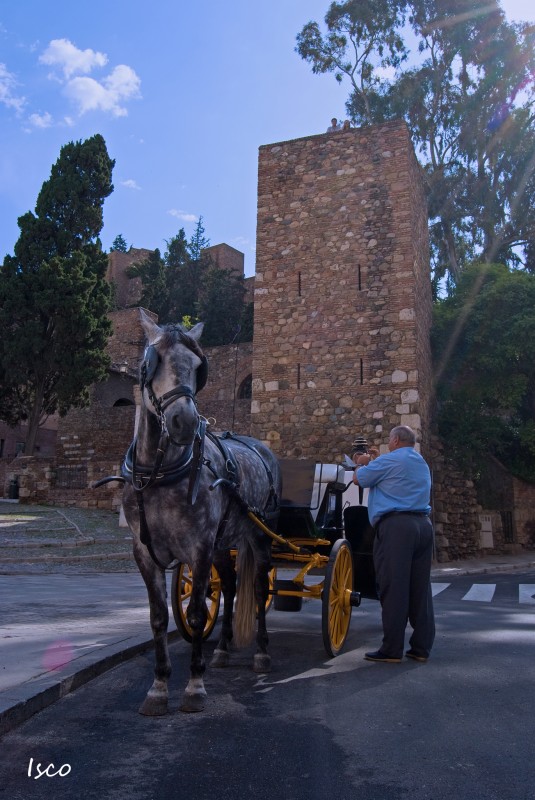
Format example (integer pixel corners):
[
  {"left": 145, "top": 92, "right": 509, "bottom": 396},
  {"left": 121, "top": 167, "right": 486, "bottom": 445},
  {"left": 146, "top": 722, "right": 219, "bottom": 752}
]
[{"left": 355, "top": 446, "right": 431, "bottom": 527}]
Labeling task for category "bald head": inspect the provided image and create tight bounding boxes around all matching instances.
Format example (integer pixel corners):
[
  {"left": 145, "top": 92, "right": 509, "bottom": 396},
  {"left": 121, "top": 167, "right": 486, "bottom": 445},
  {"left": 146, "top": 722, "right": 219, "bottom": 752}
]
[{"left": 389, "top": 426, "right": 416, "bottom": 449}]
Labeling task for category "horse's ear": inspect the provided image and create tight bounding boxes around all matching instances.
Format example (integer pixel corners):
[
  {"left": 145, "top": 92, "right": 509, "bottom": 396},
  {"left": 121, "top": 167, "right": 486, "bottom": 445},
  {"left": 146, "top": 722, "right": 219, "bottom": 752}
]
[
  {"left": 188, "top": 322, "right": 204, "bottom": 342},
  {"left": 139, "top": 308, "right": 163, "bottom": 345}
]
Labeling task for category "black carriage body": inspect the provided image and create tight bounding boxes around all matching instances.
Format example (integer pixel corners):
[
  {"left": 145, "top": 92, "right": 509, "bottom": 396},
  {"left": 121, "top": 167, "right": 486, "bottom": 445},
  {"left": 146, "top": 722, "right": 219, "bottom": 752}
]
[{"left": 277, "top": 458, "right": 378, "bottom": 601}]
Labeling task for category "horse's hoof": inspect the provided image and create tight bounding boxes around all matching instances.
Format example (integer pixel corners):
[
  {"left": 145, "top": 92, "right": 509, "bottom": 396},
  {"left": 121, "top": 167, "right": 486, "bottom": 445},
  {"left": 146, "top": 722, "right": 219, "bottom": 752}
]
[
  {"left": 138, "top": 696, "right": 168, "bottom": 716},
  {"left": 253, "top": 653, "right": 271, "bottom": 673},
  {"left": 179, "top": 694, "right": 205, "bottom": 713},
  {"left": 211, "top": 649, "right": 229, "bottom": 668}
]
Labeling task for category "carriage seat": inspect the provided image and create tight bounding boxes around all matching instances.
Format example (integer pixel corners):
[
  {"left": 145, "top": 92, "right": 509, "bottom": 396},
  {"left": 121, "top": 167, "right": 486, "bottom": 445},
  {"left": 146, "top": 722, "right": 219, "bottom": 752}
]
[{"left": 277, "top": 459, "right": 346, "bottom": 541}]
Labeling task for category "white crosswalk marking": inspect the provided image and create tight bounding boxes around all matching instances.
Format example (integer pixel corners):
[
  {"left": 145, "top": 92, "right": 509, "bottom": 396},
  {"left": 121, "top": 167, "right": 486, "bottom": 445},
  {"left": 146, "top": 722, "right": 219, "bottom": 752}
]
[
  {"left": 431, "top": 583, "right": 450, "bottom": 597},
  {"left": 462, "top": 584, "right": 496, "bottom": 602},
  {"left": 519, "top": 585, "right": 535, "bottom": 605},
  {"left": 431, "top": 581, "right": 535, "bottom": 604}
]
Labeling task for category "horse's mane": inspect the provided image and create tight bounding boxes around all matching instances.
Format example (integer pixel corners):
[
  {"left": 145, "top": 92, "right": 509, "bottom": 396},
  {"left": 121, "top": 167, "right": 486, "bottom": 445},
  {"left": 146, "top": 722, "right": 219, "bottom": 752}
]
[{"left": 160, "top": 324, "right": 204, "bottom": 360}]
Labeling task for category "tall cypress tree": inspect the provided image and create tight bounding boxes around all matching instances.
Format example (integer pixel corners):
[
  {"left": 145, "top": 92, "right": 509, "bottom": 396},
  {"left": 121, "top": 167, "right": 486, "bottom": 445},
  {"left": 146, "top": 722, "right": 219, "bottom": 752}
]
[
  {"left": 0, "top": 134, "right": 115, "bottom": 454},
  {"left": 110, "top": 234, "right": 129, "bottom": 252}
]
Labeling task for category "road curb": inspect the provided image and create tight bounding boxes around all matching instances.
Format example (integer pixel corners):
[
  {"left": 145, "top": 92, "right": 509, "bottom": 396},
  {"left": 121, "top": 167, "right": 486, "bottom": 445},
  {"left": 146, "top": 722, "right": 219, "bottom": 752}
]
[
  {"left": 431, "top": 560, "right": 535, "bottom": 578},
  {"left": 0, "top": 551, "right": 133, "bottom": 565},
  {"left": 0, "top": 630, "right": 179, "bottom": 738}
]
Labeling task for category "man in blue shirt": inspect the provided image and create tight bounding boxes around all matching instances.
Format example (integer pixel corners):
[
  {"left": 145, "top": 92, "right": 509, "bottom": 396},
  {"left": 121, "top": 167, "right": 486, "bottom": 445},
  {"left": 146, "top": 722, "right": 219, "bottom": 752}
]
[{"left": 353, "top": 425, "right": 435, "bottom": 663}]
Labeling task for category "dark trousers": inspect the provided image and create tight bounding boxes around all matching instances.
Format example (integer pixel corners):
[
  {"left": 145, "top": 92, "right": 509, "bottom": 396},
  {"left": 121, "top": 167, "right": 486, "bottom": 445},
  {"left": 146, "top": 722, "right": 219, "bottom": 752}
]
[{"left": 373, "top": 513, "right": 435, "bottom": 658}]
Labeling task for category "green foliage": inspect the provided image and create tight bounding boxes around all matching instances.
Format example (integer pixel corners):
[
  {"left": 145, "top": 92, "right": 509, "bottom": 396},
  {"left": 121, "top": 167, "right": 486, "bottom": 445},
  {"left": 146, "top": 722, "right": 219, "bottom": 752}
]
[
  {"left": 110, "top": 234, "right": 128, "bottom": 252},
  {"left": 238, "top": 301, "right": 254, "bottom": 343},
  {"left": 188, "top": 216, "right": 210, "bottom": 261},
  {"left": 196, "top": 265, "right": 246, "bottom": 346},
  {"left": 296, "top": 2, "right": 535, "bottom": 288},
  {"left": 432, "top": 263, "right": 535, "bottom": 481},
  {"left": 129, "top": 221, "right": 249, "bottom": 346},
  {"left": 179, "top": 315, "right": 196, "bottom": 330},
  {"left": 0, "top": 134, "right": 114, "bottom": 454}
]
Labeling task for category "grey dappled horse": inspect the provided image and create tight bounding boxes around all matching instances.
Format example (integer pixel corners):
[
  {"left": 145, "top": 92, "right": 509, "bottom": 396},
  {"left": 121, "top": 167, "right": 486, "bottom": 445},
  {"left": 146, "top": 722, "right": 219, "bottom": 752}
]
[{"left": 122, "top": 310, "right": 281, "bottom": 714}]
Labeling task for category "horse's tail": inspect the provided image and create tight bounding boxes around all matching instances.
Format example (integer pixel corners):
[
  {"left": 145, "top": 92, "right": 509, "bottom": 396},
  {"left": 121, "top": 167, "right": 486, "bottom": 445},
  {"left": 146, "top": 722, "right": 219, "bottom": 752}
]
[{"left": 234, "top": 542, "right": 256, "bottom": 647}]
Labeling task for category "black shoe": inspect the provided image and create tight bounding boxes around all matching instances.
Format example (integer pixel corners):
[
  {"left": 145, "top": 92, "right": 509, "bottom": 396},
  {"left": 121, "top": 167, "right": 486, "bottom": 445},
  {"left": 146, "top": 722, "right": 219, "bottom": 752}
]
[
  {"left": 364, "top": 650, "right": 402, "bottom": 663},
  {"left": 405, "top": 649, "right": 428, "bottom": 662}
]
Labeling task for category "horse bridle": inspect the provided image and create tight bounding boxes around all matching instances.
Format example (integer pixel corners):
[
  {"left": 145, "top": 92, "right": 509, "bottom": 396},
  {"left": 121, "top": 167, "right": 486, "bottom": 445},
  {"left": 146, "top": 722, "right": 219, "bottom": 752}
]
[
  {"left": 140, "top": 342, "right": 208, "bottom": 439},
  {"left": 134, "top": 339, "right": 209, "bottom": 486}
]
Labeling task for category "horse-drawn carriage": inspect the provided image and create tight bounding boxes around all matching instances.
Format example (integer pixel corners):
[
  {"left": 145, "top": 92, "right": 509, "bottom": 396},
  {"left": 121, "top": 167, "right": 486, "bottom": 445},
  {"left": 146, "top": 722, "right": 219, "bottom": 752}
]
[
  {"left": 171, "top": 455, "right": 378, "bottom": 659},
  {"left": 98, "top": 310, "right": 379, "bottom": 714}
]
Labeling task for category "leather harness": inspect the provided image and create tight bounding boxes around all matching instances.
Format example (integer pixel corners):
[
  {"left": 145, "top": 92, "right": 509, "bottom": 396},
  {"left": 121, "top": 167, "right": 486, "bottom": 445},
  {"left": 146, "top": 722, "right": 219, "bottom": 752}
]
[{"left": 95, "top": 339, "right": 278, "bottom": 570}]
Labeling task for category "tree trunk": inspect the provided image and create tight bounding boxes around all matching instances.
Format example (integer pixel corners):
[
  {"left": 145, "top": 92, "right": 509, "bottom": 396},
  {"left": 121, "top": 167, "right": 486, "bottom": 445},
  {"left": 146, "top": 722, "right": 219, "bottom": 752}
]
[
  {"left": 443, "top": 224, "right": 461, "bottom": 283},
  {"left": 25, "top": 382, "right": 46, "bottom": 456}
]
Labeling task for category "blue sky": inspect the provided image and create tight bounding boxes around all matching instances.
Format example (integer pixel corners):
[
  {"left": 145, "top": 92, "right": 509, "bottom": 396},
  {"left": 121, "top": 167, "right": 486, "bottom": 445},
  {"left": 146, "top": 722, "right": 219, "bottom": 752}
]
[{"left": 1, "top": 1, "right": 533, "bottom": 277}]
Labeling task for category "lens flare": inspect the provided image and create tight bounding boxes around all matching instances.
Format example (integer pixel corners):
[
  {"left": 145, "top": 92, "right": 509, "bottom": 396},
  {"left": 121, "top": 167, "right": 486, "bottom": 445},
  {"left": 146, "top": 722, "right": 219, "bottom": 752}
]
[{"left": 42, "top": 640, "right": 74, "bottom": 672}]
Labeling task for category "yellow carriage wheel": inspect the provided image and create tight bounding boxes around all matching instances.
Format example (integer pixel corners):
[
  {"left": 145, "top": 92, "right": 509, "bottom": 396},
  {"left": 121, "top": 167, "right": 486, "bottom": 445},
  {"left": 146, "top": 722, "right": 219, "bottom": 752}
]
[
  {"left": 322, "top": 539, "right": 354, "bottom": 657},
  {"left": 171, "top": 563, "right": 221, "bottom": 643}
]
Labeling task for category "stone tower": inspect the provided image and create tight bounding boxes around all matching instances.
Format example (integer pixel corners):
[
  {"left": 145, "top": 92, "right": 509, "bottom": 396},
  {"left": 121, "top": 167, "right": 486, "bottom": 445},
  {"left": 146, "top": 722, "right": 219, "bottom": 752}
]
[{"left": 251, "top": 120, "right": 433, "bottom": 460}]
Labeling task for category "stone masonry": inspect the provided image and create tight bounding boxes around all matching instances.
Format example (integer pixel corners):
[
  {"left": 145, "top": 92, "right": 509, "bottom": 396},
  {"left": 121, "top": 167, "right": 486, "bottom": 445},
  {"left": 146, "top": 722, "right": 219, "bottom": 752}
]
[{"left": 251, "top": 120, "right": 433, "bottom": 462}]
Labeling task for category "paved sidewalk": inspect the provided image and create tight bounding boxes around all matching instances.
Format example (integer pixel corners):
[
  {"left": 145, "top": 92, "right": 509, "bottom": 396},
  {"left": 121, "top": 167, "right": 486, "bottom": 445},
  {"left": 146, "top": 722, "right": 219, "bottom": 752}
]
[{"left": 1, "top": 549, "right": 534, "bottom": 737}]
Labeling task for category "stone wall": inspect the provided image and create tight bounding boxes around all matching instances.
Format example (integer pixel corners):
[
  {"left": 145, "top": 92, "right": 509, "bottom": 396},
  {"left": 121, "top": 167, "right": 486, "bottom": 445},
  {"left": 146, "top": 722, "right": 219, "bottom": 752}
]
[
  {"left": 512, "top": 476, "right": 535, "bottom": 548},
  {"left": 0, "top": 420, "right": 56, "bottom": 498},
  {"left": 5, "top": 458, "right": 55, "bottom": 505},
  {"left": 53, "top": 404, "right": 136, "bottom": 510},
  {"left": 476, "top": 456, "right": 535, "bottom": 552},
  {"left": 251, "top": 120, "right": 432, "bottom": 461},
  {"left": 106, "top": 248, "right": 152, "bottom": 309},
  {"left": 428, "top": 435, "right": 482, "bottom": 561},
  {"left": 107, "top": 307, "right": 155, "bottom": 371},
  {"left": 203, "top": 243, "right": 244, "bottom": 278},
  {"left": 199, "top": 342, "right": 253, "bottom": 434}
]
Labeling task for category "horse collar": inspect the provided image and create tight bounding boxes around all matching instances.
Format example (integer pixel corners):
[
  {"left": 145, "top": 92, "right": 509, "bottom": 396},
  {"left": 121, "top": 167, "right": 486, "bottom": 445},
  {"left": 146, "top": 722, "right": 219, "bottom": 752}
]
[{"left": 121, "top": 439, "right": 194, "bottom": 490}]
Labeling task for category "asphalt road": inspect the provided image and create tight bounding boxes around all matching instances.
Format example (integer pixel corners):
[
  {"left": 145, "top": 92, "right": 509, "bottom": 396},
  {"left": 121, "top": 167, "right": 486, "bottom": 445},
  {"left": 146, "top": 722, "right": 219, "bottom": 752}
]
[{"left": 1, "top": 570, "right": 534, "bottom": 800}]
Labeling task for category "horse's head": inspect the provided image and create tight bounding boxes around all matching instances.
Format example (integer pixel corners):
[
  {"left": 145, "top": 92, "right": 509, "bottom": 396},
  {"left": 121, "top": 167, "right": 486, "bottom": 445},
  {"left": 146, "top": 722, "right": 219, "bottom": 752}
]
[{"left": 139, "top": 309, "right": 208, "bottom": 446}]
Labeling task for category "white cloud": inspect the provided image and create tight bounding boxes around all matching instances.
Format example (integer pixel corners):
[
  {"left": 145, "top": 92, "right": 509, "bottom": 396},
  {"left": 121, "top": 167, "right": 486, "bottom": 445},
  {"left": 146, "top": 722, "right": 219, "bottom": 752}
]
[
  {"left": 37, "top": 39, "right": 141, "bottom": 118},
  {"left": 28, "top": 111, "right": 53, "bottom": 128},
  {"left": 64, "top": 64, "right": 141, "bottom": 117},
  {"left": 0, "top": 63, "right": 26, "bottom": 113},
  {"left": 39, "top": 38, "right": 108, "bottom": 79},
  {"left": 168, "top": 209, "right": 199, "bottom": 223},
  {"left": 121, "top": 179, "right": 141, "bottom": 190}
]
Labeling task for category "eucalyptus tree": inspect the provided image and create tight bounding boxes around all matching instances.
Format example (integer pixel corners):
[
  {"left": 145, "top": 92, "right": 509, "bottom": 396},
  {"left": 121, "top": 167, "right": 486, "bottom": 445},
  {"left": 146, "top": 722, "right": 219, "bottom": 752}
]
[
  {"left": 297, "top": 1, "right": 535, "bottom": 289},
  {"left": 432, "top": 263, "right": 535, "bottom": 481}
]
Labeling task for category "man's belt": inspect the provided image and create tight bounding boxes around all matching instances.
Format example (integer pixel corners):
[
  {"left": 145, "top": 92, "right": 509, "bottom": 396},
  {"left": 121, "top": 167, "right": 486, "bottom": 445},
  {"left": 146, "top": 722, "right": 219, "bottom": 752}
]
[{"left": 376, "top": 510, "right": 429, "bottom": 527}]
